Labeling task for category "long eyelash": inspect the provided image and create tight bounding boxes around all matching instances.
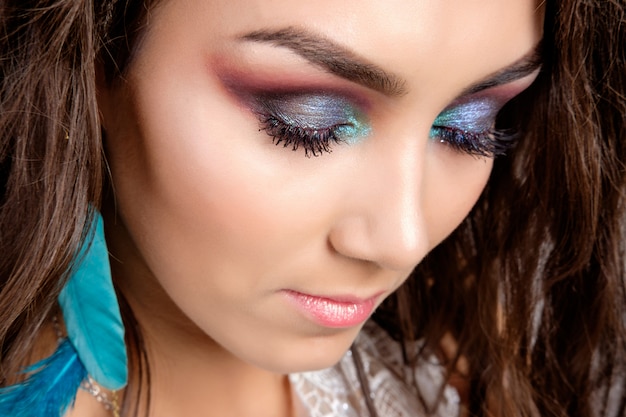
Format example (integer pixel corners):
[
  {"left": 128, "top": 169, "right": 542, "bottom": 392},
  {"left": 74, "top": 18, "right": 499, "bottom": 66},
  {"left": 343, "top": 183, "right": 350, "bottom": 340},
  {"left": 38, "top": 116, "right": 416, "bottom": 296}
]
[
  {"left": 431, "top": 126, "right": 520, "bottom": 157},
  {"left": 259, "top": 115, "right": 347, "bottom": 157}
]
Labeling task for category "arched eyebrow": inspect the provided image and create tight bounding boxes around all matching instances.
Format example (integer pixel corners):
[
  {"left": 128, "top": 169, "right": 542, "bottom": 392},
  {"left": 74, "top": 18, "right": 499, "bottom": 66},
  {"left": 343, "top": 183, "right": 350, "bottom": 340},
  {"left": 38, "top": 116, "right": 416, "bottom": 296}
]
[
  {"left": 240, "top": 27, "right": 542, "bottom": 97},
  {"left": 240, "top": 27, "right": 408, "bottom": 96},
  {"left": 460, "top": 42, "right": 543, "bottom": 96}
]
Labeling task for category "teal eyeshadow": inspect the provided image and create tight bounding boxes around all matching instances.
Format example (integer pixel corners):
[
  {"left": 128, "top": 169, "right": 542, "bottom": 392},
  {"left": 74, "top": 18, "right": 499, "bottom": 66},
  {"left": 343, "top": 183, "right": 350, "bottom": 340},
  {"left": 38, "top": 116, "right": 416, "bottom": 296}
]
[
  {"left": 259, "top": 95, "right": 371, "bottom": 144},
  {"left": 431, "top": 98, "right": 502, "bottom": 135}
]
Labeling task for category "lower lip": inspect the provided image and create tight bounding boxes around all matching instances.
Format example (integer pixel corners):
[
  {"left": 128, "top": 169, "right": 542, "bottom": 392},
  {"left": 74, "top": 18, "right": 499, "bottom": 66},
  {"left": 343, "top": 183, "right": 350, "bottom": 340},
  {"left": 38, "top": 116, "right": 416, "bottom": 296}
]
[{"left": 283, "top": 290, "right": 376, "bottom": 328}]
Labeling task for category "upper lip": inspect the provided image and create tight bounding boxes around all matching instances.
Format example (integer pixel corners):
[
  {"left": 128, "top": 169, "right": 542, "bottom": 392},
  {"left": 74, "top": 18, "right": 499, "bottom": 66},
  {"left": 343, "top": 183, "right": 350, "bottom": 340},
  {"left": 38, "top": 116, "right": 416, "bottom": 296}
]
[{"left": 284, "top": 289, "right": 385, "bottom": 304}]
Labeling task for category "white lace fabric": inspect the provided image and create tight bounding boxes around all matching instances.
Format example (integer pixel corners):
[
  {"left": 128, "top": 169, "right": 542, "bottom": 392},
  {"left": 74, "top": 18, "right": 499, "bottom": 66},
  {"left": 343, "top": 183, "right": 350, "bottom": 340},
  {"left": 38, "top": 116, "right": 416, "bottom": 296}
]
[{"left": 290, "top": 321, "right": 461, "bottom": 417}]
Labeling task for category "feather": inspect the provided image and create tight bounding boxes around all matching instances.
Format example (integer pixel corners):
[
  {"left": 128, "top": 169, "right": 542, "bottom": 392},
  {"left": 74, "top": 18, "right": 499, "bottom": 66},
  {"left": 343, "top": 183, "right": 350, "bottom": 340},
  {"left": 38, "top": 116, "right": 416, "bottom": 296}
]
[
  {"left": 0, "top": 339, "right": 87, "bottom": 417},
  {"left": 58, "top": 212, "right": 128, "bottom": 390}
]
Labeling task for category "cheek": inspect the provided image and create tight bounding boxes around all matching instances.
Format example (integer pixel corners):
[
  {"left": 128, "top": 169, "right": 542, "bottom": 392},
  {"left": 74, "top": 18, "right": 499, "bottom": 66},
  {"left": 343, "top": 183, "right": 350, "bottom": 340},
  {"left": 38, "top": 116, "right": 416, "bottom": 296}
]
[
  {"left": 104, "top": 70, "right": 340, "bottom": 296},
  {"left": 423, "top": 148, "right": 493, "bottom": 246}
]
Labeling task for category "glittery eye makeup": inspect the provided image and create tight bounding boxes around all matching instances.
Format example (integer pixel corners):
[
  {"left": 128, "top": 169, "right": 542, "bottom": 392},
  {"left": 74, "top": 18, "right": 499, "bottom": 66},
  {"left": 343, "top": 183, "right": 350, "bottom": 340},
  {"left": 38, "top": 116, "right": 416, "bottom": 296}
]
[
  {"left": 217, "top": 56, "right": 536, "bottom": 159},
  {"left": 430, "top": 95, "right": 519, "bottom": 157},
  {"left": 252, "top": 93, "right": 371, "bottom": 157}
]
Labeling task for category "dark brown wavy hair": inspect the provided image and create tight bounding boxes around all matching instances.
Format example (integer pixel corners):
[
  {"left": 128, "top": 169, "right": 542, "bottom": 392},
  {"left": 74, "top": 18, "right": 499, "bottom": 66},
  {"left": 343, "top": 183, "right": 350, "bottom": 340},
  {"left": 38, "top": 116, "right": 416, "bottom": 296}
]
[{"left": 1, "top": 1, "right": 625, "bottom": 416}]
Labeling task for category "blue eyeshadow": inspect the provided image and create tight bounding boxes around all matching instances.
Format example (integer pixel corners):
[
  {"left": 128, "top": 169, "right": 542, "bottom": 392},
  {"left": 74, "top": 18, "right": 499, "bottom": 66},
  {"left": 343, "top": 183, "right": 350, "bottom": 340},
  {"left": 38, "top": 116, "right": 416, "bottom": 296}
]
[
  {"left": 258, "top": 94, "right": 371, "bottom": 144},
  {"left": 432, "top": 98, "right": 502, "bottom": 133}
]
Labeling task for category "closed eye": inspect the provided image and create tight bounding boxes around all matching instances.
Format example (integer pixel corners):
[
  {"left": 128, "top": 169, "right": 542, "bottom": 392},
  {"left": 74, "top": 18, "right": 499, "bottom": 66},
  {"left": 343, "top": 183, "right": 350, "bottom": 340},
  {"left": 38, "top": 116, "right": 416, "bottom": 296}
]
[{"left": 253, "top": 93, "right": 371, "bottom": 157}]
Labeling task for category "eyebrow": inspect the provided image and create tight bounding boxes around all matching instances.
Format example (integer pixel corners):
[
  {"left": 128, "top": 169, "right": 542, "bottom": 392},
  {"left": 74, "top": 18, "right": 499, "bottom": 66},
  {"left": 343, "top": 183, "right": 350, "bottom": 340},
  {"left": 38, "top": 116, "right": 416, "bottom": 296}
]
[
  {"left": 460, "top": 43, "right": 543, "bottom": 96},
  {"left": 240, "top": 27, "right": 542, "bottom": 98},
  {"left": 241, "top": 27, "right": 407, "bottom": 96}
]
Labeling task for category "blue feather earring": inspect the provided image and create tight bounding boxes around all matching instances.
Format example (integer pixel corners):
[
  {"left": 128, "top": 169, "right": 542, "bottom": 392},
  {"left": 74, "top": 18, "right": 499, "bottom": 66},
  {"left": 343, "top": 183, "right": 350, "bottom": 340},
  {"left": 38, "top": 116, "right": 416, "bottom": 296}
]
[{"left": 0, "top": 212, "right": 128, "bottom": 417}]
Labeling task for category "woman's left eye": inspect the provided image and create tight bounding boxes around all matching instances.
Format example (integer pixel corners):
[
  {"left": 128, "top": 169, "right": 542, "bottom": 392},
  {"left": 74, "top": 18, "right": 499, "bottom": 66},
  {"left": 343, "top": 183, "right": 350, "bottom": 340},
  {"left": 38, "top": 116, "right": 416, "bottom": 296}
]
[
  {"left": 254, "top": 94, "right": 371, "bottom": 157},
  {"left": 430, "top": 98, "right": 518, "bottom": 157}
]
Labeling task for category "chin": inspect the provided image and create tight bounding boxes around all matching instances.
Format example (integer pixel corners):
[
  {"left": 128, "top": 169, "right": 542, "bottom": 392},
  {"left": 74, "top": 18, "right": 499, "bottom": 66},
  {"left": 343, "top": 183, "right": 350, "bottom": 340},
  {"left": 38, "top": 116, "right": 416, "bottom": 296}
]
[
  {"left": 247, "top": 332, "right": 357, "bottom": 374},
  {"left": 260, "top": 354, "right": 347, "bottom": 375}
]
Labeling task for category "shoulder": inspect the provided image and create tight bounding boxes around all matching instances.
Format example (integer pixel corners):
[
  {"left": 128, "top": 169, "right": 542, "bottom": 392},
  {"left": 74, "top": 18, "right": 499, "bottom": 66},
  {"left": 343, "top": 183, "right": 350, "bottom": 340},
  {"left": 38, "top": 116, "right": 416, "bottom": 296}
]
[{"left": 290, "top": 320, "right": 461, "bottom": 417}]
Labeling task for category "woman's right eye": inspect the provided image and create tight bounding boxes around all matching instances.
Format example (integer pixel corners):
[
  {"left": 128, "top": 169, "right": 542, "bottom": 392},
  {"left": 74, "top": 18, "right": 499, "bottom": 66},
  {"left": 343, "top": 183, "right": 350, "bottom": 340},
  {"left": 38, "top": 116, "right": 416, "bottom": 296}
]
[{"left": 253, "top": 94, "right": 371, "bottom": 157}]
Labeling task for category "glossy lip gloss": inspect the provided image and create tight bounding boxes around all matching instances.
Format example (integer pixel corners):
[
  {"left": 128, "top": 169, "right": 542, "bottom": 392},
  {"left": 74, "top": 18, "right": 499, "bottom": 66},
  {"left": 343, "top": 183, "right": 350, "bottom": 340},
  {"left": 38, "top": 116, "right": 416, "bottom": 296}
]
[{"left": 283, "top": 290, "right": 377, "bottom": 328}]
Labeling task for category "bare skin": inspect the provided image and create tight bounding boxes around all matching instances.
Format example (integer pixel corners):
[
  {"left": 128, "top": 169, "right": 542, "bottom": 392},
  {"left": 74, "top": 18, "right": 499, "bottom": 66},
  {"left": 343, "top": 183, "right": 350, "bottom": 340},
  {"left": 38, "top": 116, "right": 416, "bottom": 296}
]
[{"left": 79, "top": 0, "right": 545, "bottom": 415}]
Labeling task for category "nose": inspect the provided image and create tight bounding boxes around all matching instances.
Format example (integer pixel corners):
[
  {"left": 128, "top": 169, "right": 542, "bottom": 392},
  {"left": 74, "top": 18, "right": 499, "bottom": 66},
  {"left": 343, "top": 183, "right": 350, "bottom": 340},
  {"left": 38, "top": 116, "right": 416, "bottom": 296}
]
[{"left": 328, "top": 134, "right": 430, "bottom": 271}]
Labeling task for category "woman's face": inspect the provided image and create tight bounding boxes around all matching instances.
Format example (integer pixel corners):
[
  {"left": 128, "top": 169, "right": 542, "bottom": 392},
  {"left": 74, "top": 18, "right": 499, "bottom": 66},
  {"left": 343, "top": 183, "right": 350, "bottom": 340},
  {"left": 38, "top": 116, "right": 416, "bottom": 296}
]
[{"left": 100, "top": 0, "right": 542, "bottom": 373}]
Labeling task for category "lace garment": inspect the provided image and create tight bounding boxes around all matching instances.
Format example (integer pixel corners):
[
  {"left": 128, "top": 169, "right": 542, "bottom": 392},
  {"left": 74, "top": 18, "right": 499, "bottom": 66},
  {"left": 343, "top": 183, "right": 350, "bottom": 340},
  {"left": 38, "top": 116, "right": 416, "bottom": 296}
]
[{"left": 290, "top": 321, "right": 461, "bottom": 417}]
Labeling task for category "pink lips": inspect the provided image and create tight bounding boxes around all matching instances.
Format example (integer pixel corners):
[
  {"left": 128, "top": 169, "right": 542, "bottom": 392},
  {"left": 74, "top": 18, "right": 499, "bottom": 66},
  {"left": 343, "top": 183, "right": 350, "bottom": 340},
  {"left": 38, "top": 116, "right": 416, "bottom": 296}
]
[{"left": 283, "top": 290, "right": 378, "bottom": 328}]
